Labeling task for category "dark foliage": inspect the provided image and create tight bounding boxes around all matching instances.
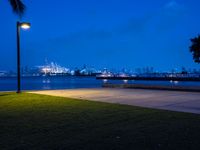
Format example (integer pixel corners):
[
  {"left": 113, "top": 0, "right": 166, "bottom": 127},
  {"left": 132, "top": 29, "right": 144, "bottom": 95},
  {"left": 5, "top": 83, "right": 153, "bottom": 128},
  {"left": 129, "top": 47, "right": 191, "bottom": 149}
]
[
  {"left": 190, "top": 35, "right": 200, "bottom": 63},
  {"left": 8, "top": 0, "right": 25, "bottom": 17}
]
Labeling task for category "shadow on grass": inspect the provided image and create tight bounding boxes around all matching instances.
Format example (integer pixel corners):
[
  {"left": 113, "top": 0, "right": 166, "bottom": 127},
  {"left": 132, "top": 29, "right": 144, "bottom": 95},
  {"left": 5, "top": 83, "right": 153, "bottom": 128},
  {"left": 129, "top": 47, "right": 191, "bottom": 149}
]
[{"left": 0, "top": 93, "right": 15, "bottom": 97}]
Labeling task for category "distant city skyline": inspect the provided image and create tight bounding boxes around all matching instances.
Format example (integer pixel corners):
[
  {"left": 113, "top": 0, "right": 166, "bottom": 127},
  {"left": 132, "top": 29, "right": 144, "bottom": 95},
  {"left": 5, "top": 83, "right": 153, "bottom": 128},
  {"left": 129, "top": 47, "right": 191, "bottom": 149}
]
[
  {"left": 0, "top": 0, "right": 200, "bottom": 71},
  {"left": 1, "top": 60, "right": 200, "bottom": 74}
]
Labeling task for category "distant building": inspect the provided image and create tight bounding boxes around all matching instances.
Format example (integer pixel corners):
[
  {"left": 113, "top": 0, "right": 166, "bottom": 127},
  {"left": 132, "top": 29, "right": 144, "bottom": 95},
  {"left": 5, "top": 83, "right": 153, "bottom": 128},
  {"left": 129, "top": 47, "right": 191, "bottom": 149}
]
[
  {"left": 0, "top": 71, "right": 8, "bottom": 77},
  {"left": 37, "top": 62, "right": 70, "bottom": 76}
]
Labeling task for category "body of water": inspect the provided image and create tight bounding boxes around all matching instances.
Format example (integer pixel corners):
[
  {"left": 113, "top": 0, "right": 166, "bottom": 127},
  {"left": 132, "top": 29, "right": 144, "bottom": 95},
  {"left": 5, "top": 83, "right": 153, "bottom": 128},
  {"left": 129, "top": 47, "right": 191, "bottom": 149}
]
[{"left": 0, "top": 76, "right": 200, "bottom": 91}]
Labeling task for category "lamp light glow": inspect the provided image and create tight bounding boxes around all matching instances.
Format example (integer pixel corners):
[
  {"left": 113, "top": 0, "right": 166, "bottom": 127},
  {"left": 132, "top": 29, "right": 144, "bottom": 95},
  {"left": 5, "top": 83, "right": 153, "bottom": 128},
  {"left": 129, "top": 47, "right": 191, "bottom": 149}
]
[{"left": 20, "top": 23, "right": 31, "bottom": 29}]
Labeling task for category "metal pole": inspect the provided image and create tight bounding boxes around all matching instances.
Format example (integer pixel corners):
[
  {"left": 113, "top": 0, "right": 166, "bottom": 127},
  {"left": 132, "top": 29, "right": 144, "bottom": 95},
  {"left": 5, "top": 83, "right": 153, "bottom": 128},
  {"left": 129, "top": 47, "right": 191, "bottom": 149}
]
[{"left": 17, "top": 21, "right": 21, "bottom": 93}]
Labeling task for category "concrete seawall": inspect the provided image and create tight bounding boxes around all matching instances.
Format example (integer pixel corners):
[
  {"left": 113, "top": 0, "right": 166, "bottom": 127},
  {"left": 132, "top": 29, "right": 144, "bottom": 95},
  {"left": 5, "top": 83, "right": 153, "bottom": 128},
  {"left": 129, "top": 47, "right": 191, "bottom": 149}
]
[
  {"left": 102, "top": 83, "right": 200, "bottom": 92},
  {"left": 97, "top": 76, "right": 200, "bottom": 81}
]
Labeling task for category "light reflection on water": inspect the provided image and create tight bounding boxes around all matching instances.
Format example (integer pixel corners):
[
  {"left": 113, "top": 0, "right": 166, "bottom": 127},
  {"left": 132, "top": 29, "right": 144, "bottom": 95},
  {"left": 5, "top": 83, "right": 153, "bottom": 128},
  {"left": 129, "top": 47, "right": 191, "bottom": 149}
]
[
  {"left": 123, "top": 80, "right": 128, "bottom": 83},
  {"left": 42, "top": 79, "right": 51, "bottom": 84},
  {"left": 0, "top": 76, "right": 199, "bottom": 91}
]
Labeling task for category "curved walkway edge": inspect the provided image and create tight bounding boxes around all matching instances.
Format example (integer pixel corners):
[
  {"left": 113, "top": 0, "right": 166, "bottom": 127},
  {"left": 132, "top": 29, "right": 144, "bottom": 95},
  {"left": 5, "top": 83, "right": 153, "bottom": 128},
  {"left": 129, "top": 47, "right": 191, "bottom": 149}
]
[{"left": 29, "top": 88, "right": 200, "bottom": 114}]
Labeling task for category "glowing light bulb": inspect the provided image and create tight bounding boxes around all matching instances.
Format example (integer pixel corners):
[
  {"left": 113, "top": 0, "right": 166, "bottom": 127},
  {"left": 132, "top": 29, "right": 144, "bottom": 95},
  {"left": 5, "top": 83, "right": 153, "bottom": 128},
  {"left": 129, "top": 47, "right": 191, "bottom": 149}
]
[{"left": 20, "top": 23, "right": 31, "bottom": 29}]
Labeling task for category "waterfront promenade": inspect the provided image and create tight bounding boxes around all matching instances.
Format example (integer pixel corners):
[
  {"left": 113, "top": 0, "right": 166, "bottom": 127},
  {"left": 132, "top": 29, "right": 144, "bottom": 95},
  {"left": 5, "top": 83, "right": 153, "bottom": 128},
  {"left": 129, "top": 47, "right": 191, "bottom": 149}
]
[{"left": 30, "top": 88, "right": 200, "bottom": 114}]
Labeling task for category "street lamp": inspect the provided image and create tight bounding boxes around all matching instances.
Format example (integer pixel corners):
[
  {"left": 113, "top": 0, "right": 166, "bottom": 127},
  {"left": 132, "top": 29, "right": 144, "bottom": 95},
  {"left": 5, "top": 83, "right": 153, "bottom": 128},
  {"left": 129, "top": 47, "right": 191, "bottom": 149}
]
[{"left": 17, "top": 21, "right": 31, "bottom": 93}]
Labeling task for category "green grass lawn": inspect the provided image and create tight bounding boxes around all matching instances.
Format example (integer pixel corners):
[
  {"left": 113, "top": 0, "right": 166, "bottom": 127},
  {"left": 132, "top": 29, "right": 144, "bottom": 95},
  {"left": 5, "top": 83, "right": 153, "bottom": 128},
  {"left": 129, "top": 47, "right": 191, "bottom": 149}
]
[{"left": 0, "top": 92, "right": 200, "bottom": 150}]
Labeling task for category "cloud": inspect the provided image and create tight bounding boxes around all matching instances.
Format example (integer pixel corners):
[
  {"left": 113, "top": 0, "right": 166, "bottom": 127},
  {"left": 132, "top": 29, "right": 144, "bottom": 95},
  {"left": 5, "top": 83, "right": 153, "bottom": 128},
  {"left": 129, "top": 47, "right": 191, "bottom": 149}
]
[
  {"left": 30, "top": 1, "right": 187, "bottom": 56},
  {"left": 165, "top": 1, "right": 180, "bottom": 9},
  {"left": 116, "top": 16, "right": 151, "bottom": 36},
  {"left": 115, "top": 1, "right": 186, "bottom": 36},
  {"left": 147, "top": 1, "right": 187, "bottom": 33},
  {"left": 163, "top": 1, "right": 186, "bottom": 16}
]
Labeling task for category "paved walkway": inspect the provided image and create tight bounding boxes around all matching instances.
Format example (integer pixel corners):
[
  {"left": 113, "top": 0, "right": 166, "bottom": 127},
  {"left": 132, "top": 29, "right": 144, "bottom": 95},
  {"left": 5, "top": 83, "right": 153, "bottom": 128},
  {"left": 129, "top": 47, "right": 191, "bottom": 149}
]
[{"left": 29, "top": 88, "right": 200, "bottom": 114}]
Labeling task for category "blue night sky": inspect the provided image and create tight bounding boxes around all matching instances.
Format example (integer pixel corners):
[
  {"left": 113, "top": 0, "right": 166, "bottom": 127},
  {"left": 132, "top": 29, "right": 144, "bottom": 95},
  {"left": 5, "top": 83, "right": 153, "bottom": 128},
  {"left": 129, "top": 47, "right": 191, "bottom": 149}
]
[{"left": 0, "top": 0, "right": 200, "bottom": 71}]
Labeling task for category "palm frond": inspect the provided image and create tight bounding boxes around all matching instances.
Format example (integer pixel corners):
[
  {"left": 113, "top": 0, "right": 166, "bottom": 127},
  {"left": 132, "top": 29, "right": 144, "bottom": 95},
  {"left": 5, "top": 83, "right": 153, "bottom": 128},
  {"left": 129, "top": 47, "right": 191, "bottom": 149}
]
[{"left": 8, "top": 0, "right": 26, "bottom": 17}]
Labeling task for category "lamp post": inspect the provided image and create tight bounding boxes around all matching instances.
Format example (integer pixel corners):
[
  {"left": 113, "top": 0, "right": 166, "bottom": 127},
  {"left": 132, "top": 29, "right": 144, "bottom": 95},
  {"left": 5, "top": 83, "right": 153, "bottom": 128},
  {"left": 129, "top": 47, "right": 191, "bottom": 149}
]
[{"left": 16, "top": 21, "right": 31, "bottom": 93}]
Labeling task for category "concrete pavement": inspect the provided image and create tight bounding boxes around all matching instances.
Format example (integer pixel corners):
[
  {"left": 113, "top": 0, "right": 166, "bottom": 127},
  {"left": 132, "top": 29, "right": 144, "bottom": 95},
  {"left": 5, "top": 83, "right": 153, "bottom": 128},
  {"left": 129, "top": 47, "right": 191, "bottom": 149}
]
[{"left": 29, "top": 88, "right": 200, "bottom": 114}]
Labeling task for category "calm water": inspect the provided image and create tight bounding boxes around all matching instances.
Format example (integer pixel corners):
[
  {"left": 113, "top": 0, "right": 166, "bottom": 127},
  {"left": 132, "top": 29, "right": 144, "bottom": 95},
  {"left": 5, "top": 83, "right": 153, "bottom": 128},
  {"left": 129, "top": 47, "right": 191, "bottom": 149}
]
[{"left": 0, "top": 76, "right": 200, "bottom": 91}]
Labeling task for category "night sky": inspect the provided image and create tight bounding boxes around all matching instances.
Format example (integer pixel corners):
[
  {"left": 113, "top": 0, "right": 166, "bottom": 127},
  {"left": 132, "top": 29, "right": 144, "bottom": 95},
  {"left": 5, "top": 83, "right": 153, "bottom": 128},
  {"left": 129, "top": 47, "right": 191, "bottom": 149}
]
[{"left": 0, "top": 0, "right": 200, "bottom": 71}]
